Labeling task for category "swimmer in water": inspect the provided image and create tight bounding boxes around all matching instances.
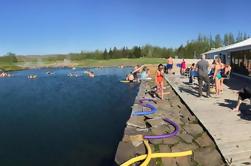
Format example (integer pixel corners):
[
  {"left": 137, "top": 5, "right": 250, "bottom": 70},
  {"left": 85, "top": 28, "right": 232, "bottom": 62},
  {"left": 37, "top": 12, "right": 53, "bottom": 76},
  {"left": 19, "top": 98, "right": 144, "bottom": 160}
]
[
  {"left": 126, "top": 73, "right": 134, "bottom": 82},
  {"left": 84, "top": 71, "right": 95, "bottom": 78},
  {"left": 126, "top": 65, "right": 145, "bottom": 82}
]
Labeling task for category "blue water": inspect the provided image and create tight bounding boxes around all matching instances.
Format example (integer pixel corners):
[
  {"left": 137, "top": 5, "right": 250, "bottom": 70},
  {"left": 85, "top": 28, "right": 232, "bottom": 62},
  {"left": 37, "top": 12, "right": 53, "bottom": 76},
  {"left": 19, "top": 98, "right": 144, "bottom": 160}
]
[{"left": 0, "top": 67, "right": 139, "bottom": 166}]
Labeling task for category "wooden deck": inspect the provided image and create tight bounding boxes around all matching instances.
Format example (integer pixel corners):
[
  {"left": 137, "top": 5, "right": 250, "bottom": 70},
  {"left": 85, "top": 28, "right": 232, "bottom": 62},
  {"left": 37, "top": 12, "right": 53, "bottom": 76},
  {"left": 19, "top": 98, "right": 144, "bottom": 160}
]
[{"left": 165, "top": 74, "right": 251, "bottom": 166}]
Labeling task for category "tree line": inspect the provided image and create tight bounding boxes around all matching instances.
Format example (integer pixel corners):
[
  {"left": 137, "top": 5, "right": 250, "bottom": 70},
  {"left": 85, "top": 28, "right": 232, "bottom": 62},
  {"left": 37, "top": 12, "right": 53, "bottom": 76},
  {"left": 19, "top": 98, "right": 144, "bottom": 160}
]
[{"left": 0, "top": 32, "right": 250, "bottom": 62}]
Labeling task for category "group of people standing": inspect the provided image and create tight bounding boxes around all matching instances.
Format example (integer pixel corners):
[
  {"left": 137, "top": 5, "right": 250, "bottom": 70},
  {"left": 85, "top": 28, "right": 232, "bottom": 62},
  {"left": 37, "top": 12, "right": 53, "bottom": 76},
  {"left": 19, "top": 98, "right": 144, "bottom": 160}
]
[{"left": 196, "top": 55, "right": 232, "bottom": 97}]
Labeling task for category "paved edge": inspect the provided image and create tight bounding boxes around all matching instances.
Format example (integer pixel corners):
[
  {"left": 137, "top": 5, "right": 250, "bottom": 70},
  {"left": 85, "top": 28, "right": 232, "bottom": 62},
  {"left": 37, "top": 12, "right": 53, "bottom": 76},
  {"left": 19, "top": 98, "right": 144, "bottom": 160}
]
[{"left": 164, "top": 74, "right": 228, "bottom": 165}]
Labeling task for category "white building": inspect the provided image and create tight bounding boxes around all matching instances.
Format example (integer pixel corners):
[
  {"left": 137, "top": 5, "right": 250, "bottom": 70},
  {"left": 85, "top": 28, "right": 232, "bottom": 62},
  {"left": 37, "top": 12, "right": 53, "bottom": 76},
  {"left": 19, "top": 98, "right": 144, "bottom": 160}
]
[{"left": 204, "top": 38, "right": 251, "bottom": 78}]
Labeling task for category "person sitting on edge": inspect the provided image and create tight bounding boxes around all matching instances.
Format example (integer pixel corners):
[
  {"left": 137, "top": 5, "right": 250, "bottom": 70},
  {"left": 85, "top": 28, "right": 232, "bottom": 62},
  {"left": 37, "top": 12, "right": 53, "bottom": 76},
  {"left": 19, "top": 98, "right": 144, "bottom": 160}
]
[
  {"left": 140, "top": 67, "right": 149, "bottom": 80},
  {"left": 166, "top": 56, "right": 174, "bottom": 74},
  {"left": 155, "top": 64, "right": 164, "bottom": 100},
  {"left": 131, "top": 65, "right": 145, "bottom": 81},
  {"left": 233, "top": 87, "right": 251, "bottom": 112},
  {"left": 133, "top": 65, "right": 140, "bottom": 80}
]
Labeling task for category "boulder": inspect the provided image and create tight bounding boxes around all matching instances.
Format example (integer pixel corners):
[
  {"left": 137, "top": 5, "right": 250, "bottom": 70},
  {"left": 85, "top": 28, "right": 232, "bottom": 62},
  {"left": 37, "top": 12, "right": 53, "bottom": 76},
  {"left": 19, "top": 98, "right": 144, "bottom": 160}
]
[
  {"left": 163, "top": 136, "right": 181, "bottom": 145},
  {"left": 127, "top": 116, "right": 146, "bottom": 129},
  {"left": 124, "top": 126, "right": 148, "bottom": 135},
  {"left": 193, "top": 147, "right": 224, "bottom": 166},
  {"left": 172, "top": 142, "right": 199, "bottom": 152},
  {"left": 146, "top": 118, "right": 164, "bottom": 128},
  {"left": 183, "top": 124, "right": 204, "bottom": 137},
  {"left": 159, "top": 145, "right": 177, "bottom": 166},
  {"left": 149, "top": 138, "right": 163, "bottom": 145},
  {"left": 175, "top": 156, "right": 194, "bottom": 166},
  {"left": 179, "top": 133, "right": 194, "bottom": 144},
  {"left": 159, "top": 145, "right": 171, "bottom": 152},
  {"left": 115, "top": 141, "right": 146, "bottom": 165},
  {"left": 195, "top": 132, "right": 215, "bottom": 147}
]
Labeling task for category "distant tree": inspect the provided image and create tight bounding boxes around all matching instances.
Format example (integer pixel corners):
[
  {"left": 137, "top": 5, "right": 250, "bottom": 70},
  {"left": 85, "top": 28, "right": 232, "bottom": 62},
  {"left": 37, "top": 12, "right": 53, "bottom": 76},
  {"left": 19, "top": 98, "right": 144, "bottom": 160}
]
[
  {"left": 224, "top": 33, "right": 235, "bottom": 46},
  {"left": 243, "top": 33, "right": 249, "bottom": 40},
  {"left": 121, "top": 47, "right": 127, "bottom": 58},
  {"left": 103, "top": 49, "right": 108, "bottom": 59},
  {"left": 0, "top": 52, "right": 18, "bottom": 63},
  {"left": 229, "top": 33, "right": 235, "bottom": 45},
  {"left": 236, "top": 32, "right": 243, "bottom": 42},
  {"left": 209, "top": 34, "right": 214, "bottom": 48},
  {"left": 215, "top": 34, "right": 223, "bottom": 48},
  {"left": 132, "top": 46, "right": 142, "bottom": 58},
  {"left": 108, "top": 48, "right": 113, "bottom": 59}
]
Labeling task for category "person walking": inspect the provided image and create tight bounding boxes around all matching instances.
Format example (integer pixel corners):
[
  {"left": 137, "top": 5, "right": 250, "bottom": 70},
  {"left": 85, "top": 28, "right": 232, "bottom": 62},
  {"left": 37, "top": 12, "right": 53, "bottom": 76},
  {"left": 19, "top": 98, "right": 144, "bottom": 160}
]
[{"left": 196, "top": 54, "right": 211, "bottom": 97}]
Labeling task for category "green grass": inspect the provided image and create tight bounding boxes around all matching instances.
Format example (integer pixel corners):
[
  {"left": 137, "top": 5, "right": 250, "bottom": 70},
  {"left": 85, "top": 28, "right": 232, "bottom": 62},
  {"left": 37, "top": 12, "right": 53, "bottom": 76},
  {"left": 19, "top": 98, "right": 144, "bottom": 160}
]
[
  {"left": 0, "top": 63, "right": 25, "bottom": 71},
  {"left": 0, "top": 58, "right": 166, "bottom": 71},
  {"left": 74, "top": 58, "right": 166, "bottom": 67}
]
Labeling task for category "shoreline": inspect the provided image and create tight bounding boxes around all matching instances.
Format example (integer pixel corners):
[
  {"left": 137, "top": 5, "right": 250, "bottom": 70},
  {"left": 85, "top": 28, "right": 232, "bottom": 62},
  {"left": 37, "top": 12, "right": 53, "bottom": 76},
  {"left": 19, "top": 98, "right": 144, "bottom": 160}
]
[{"left": 114, "top": 66, "right": 225, "bottom": 165}]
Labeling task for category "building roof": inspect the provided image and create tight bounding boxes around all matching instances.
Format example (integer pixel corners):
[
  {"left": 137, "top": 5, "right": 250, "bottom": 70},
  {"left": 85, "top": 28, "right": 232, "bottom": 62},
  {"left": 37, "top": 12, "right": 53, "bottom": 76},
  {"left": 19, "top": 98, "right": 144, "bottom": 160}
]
[
  {"left": 225, "top": 38, "right": 251, "bottom": 51},
  {"left": 204, "top": 38, "right": 251, "bottom": 55}
]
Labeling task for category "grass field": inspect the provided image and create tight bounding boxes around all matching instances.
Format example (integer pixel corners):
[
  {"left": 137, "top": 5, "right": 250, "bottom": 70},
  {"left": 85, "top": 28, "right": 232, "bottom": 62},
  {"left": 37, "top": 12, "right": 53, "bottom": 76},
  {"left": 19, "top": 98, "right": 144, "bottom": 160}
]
[
  {"left": 75, "top": 58, "right": 166, "bottom": 67},
  {"left": 0, "top": 58, "right": 167, "bottom": 71}
]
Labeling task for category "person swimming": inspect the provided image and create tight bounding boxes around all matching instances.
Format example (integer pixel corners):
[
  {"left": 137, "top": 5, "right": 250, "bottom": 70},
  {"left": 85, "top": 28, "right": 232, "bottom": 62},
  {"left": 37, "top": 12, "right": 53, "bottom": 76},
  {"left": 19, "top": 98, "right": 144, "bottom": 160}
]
[
  {"left": 0, "top": 72, "right": 10, "bottom": 78},
  {"left": 84, "top": 71, "right": 95, "bottom": 78},
  {"left": 46, "top": 71, "right": 55, "bottom": 75},
  {"left": 126, "top": 73, "right": 134, "bottom": 82},
  {"left": 28, "top": 74, "right": 37, "bottom": 79},
  {"left": 125, "top": 65, "right": 145, "bottom": 82}
]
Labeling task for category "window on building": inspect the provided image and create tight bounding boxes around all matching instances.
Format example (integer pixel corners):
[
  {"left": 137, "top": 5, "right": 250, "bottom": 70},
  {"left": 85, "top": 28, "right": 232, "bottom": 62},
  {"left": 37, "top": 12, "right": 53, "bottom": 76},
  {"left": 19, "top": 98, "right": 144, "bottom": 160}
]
[{"left": 230, "top": 49, "right": 251, "bottom": 77}]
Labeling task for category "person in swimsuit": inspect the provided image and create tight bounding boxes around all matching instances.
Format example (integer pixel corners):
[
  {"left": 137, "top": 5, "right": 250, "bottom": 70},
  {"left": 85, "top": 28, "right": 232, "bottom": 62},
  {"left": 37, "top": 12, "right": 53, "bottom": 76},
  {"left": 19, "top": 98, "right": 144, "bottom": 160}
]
[
  {"left": 213, "top": 58, "right": 222, "bottom": 96},
  {"left": 180, "top": 59, "right": 186, "bottom": 75},
  {"left": 233, "top": 87, "right": 251, "bottom": 112},
  {"left": 140, "top": 67, "right": 149, "bottom": 80},
  {"left": 189, "top": 63, "right": 196, "bottom": 84},
  {"left": 219, "top": 59, "right": 225, "bottom": 93},
  {"left": 155, "top": 64, "right": 164, "bottom": 99},
  {"left": 84, "top": 71, "right": 95, "bottom": 78},
  {"left": 133, "top": 65, "right": 140, "bottom": 80},
  {"left": 126, "top": 73, "right": 134, "bottom": 82},
  {"left": 166, "top": 56, "right": 174, "bottom": 74}
]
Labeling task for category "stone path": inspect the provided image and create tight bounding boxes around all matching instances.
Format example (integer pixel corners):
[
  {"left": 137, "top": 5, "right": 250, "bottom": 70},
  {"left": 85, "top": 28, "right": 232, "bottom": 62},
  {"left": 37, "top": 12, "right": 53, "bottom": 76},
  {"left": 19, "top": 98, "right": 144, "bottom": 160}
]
[
  {"left": 165, "top": 74, "right": 251, "bottom": 166},
  {"left": 115, "top": 77, "right": 225, "bottom": 166}
]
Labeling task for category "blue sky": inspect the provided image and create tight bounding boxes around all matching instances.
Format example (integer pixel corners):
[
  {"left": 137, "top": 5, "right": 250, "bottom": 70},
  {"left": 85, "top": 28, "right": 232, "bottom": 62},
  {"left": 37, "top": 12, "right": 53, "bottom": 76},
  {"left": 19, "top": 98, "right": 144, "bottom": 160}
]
[{"left": 0, "top": 0, "right": 251, "bottom": 55}]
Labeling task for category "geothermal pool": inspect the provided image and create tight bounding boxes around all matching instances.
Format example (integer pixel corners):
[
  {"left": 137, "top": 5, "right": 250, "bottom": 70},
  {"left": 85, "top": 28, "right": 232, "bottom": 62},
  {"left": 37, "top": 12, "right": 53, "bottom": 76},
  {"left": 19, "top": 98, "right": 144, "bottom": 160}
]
[{"left": 0, "top": 67, "right": 139, "bottom": 166}]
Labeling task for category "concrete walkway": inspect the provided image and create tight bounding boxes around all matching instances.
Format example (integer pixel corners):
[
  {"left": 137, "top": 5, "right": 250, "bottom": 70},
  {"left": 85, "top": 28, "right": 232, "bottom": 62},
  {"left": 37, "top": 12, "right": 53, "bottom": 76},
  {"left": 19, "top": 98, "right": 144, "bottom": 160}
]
[{"left": 165, "top": 74, "right": 251, "bottom": 166}]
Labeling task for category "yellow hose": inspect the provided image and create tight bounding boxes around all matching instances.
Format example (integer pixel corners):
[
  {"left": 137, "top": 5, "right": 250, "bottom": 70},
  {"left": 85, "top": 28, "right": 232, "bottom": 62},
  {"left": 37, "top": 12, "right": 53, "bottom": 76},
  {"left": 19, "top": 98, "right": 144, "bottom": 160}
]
[
  {"left": 120, "top": 140, "right": 192, "bottom": 166},
  {"left": 140, "top": 140, "right": 151, "bottom": 166}
]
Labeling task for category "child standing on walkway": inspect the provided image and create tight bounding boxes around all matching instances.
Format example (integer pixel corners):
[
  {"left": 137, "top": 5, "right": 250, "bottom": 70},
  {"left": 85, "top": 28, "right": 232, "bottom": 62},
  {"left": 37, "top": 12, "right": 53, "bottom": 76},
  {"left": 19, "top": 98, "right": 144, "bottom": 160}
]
[{"left": 156, "top": 64, "right": 164, "bottom": 100}]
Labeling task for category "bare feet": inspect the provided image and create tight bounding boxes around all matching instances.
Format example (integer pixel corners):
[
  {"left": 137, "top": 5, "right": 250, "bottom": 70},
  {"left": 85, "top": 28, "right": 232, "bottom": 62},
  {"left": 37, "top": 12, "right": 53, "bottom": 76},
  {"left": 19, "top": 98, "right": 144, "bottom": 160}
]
[{"left": 233, "top": 108, "right": 239, "bottom": 112}]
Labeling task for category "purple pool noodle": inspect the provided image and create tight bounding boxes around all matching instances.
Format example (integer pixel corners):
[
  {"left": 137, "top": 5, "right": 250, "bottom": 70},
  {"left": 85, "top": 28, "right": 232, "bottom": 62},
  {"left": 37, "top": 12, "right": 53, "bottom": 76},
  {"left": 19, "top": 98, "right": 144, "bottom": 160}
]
[
  {"left": 133, "top": 98, "right": 179, "bottom": 139},
  {"left": 144, "top": 118, "right": 179, "bottom": 139},
  {"left": 132, "top": 98, "right": 157, "bottom": 116},
  {"left": 132, "top": 103, "right": 157, "bottom": 116}
]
